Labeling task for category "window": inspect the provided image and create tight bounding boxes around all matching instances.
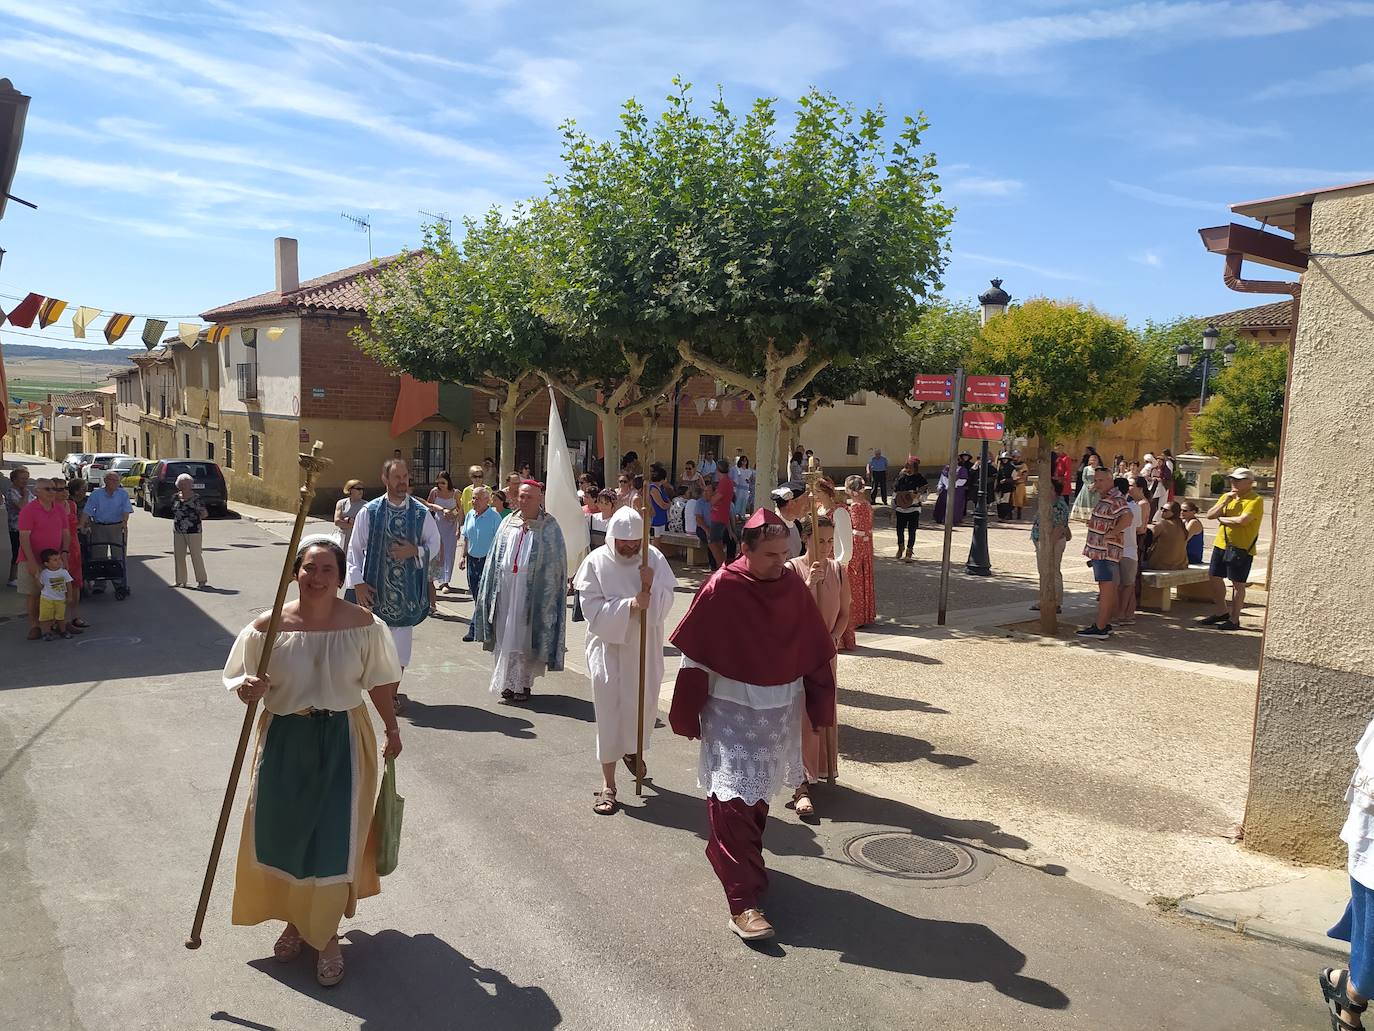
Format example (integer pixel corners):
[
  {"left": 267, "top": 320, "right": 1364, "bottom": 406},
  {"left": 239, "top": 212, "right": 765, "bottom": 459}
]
[
  {"left": 144, "top": 431, "right": 153, "bottom": 458},
  {"left": 224, "top": 430, "right": 233, "bottom": 469},
  {"left": 844, "top": 391, "right": 868, "bottom": 405},
  {"left": 236, "top": 362, "right": 258, "bottom": 402},
  {"left": 144, "top": 389, "right": 150, "bottom": 413},
  {"left": 846, "top": 435, "right": 859, "bottom": 455},
  {"left": 183, "top": 433, "right": 191, "bottom": 458},
  {"left": 250, "top": 433, "right": 261, "bottom": 477},
  {"left": 415, "top": 429, "right": 448, "bottom": 487},
  {"left": 207, "top": 440, "right": 215, "bottom": 461}
]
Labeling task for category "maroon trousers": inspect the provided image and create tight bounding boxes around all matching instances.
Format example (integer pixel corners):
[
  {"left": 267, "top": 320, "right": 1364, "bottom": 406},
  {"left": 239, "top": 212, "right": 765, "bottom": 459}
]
[{"left": 706, "top": 794, "right": 769, "bottom": 915}]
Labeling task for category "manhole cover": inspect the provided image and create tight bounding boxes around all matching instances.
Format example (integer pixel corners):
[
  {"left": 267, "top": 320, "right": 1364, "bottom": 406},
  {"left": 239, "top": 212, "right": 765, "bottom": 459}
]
[{"left": 843, "top": 832, "right": 976, "bottom": 880}]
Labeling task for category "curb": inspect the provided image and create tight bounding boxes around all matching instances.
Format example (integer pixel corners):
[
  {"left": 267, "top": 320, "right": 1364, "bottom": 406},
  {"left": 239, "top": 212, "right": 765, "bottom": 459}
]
[{"left": 1177, "top": 896, "right": 1348, "bottom": 957}]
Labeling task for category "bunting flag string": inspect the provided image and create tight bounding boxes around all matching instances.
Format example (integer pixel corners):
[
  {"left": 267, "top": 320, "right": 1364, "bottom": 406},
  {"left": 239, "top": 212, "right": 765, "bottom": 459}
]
[
  {"left": 37, "top": 298, "right": 68, "bottom": 329},
  {"left": 70, "top": 305, "right": 101, "bottom": 338},
  {"left": 104, "top": 313, "right": 133, "bottom": 345},
  {"left": 0, "top": 284, "right": 288, "bottom": 350}
]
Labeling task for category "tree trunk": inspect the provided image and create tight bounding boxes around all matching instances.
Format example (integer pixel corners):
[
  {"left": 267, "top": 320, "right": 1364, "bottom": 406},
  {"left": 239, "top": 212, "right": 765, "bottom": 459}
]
[
  {"left": 908, "top": 406, "right": 931, "bottom": 459},
  {"left": 601, "top": 412, "right": 621, "bottom": 482},
  {"left": 756, "top": 395, "right": 783, "bottom": 492},
  {"left": 1035, "top": 435, "right": 1059, "bottom": 635},
  {"left": 640, "top": 407, "right": 659, "bottom": 469},
  {"left": 498, "top": 380, "right": 519, "bottom": 479},
  {"left": 1171, "top": 404, "right": 1183, "bottom": 456}
]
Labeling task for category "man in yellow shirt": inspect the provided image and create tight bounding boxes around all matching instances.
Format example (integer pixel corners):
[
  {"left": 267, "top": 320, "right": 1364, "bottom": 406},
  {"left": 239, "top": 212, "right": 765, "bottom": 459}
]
[
  {"left": 459, "top": 464, "right": 485, "bottom": 516},
  {"left": 1201, "top": 468, "right": 1264, "bottom": 631}
]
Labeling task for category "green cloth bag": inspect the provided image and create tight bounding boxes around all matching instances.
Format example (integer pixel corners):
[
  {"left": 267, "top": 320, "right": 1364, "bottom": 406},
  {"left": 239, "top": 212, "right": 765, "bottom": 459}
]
[{"left": 373, "top": 757, "right": 404, "bottom": 877}]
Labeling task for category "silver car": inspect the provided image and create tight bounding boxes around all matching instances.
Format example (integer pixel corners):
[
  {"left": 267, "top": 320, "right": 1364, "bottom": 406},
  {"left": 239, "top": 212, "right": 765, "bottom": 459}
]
[{"left": 84, "top": 453, "right": 135, "bottom": 488}]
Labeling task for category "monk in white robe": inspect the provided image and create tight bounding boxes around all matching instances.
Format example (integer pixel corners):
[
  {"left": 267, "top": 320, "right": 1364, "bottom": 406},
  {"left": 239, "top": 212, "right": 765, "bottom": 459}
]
[{"left": 574, "top": 507, "right": 676, "bottom": 815}]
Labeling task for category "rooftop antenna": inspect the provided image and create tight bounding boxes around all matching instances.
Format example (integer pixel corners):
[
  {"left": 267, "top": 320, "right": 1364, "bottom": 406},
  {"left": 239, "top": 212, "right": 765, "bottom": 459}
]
[
  {"left": 419, "top": 209, "right": 452, "bottom": 232},
  {"left": 340, "top": 211, "right": 372, "bottom": 259}
]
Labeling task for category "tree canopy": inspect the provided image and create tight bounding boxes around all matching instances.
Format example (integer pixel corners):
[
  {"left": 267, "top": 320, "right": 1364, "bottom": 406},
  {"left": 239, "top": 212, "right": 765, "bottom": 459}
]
[
  {"left": 551, "top": 79, "right": 953, "bottom": 487},
  {"left": 1136, "top": 317, "right": 1243, "bottom": 411},
  {"left": 1190, "top": 344, "right": 1287, "bottom": 464}
]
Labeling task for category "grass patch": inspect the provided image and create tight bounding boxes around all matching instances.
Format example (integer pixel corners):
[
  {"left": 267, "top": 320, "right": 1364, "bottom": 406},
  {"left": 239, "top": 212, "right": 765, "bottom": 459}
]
[{"left": 8, "top": 380, "right": 106, "bottom": 402}]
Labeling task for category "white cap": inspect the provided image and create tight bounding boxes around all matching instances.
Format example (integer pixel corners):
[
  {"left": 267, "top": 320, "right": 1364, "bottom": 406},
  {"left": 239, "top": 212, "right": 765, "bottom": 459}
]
[{"left": 1227, "top": 467, "right": 1255, "bottom": 480}]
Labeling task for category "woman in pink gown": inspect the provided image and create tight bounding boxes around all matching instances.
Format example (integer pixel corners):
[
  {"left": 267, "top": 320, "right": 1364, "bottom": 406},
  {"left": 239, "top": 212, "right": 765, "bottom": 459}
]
[
  {"left": 840, "top": 476, "right": 875, "bottom": 651},
  {"left": 786, "top": 516, "right": 849, "bottom": 817}
]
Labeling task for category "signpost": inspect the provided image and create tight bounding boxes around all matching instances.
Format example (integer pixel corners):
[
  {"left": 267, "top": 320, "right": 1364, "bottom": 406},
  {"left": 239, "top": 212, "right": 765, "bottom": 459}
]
[
  {"left": 961, "top": 411, "right": 1006, "bottom": 439},
  {"left": 963, "top": 375, "right": 1010, "bottom": 404},
  {"left": 913, "top": 374, "right": 956, "bottom": 403}
]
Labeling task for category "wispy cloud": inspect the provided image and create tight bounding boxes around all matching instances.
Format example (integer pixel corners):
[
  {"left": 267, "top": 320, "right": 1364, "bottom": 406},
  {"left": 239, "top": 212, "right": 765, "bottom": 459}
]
[
  {"left": 1254, "top": 60, "right": 1374, "bottom": 99},
  {"left": 1177, "top": 164, "right": 1374, "bottom": 189},
  {"left": 959, "top": 251, "right": 1089, "bottom": 283},
  {"left": 0, "top": 0, "right": 521, "bottom": 175},
  {"left": 1109, "top": 179, "right": 1221, "bottom": 212},
  {"left": 946, "top": 175, "right": 1025, "bottom": 198},
  {"left": 1131, "top": 250, "right": 1163, "bottom": 268},
  {"left": 891, "top": 2, "right": 1374, "bottom": 73}
]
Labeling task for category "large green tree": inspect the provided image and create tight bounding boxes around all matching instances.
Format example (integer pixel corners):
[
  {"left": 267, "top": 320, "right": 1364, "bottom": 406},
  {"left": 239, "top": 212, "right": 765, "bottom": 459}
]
[
  {"left": 1190, "top": 344, "right": 1287, "bottom": 465},
  {"left": 968, "top": 300, "right": 1144, "bottom": 633},
  {"left": 1136, "top": 317, "right": 1243, "bottom": 452},
  {"left": 356, "top": 211, "right": 564, "bottom": 476},
  {"left": 552, "top": 80, "right": 952, "bottom": 491}
]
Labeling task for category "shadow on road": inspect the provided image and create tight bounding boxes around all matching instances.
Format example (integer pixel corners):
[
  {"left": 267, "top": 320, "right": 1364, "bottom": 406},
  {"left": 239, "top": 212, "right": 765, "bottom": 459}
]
[
  {"left": 519, "top": 693, "right": 595, "bottom": 723},
  {"left": 768, "top": 870, "right": 1071, "bottom": 1009},
  {"left": 245, "top": 929, "right": 561, "bottom": 1030},
  {"left": 846, "top": 644, "right": 942, "bottom": 664},
  {"left": 402, "top": 699, "right": 536, "bottom": 739},
  {"left": 839, "top": 724, "right": 976, "bottom": 768},
  {"left": 836, "top": 688, "right": 948, "bottom": 714}
]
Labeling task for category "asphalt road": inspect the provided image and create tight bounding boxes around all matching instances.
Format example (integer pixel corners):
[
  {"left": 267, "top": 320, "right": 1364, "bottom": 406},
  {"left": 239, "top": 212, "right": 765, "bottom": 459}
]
[{"left": 0, "top": 478, "right": 1328, "bottom": 1030}]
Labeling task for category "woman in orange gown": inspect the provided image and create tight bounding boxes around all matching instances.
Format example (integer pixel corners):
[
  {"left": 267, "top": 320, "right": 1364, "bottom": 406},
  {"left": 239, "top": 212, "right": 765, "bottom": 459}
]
[{"left": 840, "top": 476, "right": 875, "bottom": 650}]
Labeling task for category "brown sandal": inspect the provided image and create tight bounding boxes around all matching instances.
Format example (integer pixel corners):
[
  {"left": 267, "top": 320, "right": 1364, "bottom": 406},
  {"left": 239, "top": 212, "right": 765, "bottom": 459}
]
[
  {"left": 273, "top": 926, "right": 304, "bottom": 962},
  {"left": 793, "top": 786, "right": 816, "bottom": 818},
  {"left": 593, "top": 788, "right": 619, "bottom": 815},
  {"left": 622, "top": 753, "right": 647, "bottom": 779},
  {"left": 316, "top": 937, "right": 344, "bottom": 987}
]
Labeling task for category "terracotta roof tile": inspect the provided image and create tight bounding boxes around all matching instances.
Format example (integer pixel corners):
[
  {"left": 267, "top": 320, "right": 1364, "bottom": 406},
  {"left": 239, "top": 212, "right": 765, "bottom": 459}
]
[
  {"left": 201, "top": 251, "right": 414, "bottom": 320},
  {"left": 1205, "top": 299, "right": 1293, "bottom": 330}
]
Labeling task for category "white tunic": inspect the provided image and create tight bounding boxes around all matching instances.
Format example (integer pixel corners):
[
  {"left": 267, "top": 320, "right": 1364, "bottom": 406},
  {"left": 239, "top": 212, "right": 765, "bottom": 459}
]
[
  {"left": 489, "top": 528, "right": 539, "bottom": 695},
  {"left": 573, "top": 543, "right": 676, "bottom": 762}
]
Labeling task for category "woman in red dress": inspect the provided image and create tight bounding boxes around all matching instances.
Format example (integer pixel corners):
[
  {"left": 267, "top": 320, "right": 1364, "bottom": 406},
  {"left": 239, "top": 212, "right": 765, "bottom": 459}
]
[{"left": 840, "top": 476, "right": 875, "bottom": 650}]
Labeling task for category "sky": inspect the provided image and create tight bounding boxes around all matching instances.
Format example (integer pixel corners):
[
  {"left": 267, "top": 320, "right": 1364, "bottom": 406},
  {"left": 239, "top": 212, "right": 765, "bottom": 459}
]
[{"left": 2, "top": 0, "right": 1372, "bottom": 352}]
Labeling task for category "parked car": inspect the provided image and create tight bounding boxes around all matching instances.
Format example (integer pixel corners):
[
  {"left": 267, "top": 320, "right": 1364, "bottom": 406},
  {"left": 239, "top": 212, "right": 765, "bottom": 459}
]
[
  {"left": 120, "top": 459, "right": 150, "bottom": 497},
  {"left": 61, "top": 453, "right": 92, "bottom": 479},
  {"left": 142, "top": 459, "right": 229, "bottom": 517},
  {"left": 84, "top": 453, "right": 134, "bottom": 488}
]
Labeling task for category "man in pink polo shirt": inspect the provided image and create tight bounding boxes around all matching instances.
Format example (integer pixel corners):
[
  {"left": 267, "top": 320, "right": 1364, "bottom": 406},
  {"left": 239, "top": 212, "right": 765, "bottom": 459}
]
[{"left": 18, "top": 477, "right": 72, "bottom": 641}]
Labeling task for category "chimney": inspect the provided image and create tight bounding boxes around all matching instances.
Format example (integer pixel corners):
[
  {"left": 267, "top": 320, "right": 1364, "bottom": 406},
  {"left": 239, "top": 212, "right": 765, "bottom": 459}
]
[{"left": 274, "top": 237, "right": 299, "bottom": 294}]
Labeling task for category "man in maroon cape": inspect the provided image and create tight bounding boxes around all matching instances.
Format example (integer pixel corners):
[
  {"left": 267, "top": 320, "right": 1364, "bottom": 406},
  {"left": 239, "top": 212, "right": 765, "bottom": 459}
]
[{"left": 669, "top": 507, "right": 837, "bottom": 941}]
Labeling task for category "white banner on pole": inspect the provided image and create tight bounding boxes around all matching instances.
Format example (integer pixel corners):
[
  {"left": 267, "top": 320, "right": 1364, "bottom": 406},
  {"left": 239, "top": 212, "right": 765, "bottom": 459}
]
[{"left": 545, "top": 387, "right": 591, "bottom": 576}]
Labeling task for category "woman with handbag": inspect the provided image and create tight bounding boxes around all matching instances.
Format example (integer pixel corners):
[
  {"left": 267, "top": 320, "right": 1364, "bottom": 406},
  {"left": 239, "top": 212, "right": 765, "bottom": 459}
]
[
  {"left": 892, "top": 459, "right": 926, "bottom": 561},
  {"left": 222, "top": 536, "right": 402, "bottom": 987}
]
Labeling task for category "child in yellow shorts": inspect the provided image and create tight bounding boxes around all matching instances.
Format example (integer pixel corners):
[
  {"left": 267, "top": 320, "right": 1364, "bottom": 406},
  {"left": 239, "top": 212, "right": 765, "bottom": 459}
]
[{"left": 37, "top": 549, "right": 73, "bottom": 641}]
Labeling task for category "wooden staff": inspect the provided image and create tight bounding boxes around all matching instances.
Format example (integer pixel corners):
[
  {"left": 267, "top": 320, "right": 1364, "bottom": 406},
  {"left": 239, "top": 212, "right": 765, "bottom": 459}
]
[
  {"left": 186, "top": 441, "right": 332, "bottom": 950},
  {"left": 633, "top": 488, "right": 652, "bottom": 797},
  {"left": 803, "top": 458, "right": 839, "bottom": 785}
]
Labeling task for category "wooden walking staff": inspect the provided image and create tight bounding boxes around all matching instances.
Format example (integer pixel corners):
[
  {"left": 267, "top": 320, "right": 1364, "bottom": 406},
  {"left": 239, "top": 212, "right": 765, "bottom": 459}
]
[
  {"left": 633, "top": 490, "right": 652, "bottom": 797},
  {"left": 185, "top": 441, "right": 332, "bottom": 950},
  {"left": 803, "top": 457, "right": 839, "bottom": 785}
]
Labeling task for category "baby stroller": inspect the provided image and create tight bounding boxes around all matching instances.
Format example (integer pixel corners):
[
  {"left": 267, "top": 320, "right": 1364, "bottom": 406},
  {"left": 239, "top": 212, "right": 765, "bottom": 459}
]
[{"left": 84, "top": 521, "right": 131, "bottom": 601}]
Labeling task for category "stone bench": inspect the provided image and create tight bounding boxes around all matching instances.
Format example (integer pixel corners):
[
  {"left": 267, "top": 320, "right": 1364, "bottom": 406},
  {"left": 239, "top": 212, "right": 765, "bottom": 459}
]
[
  {"left": 657, "top": 531, "right": 710, "bottom": 567},
  {"left": 1139, "top": 565, "right": 1213, "bottom": 612}
]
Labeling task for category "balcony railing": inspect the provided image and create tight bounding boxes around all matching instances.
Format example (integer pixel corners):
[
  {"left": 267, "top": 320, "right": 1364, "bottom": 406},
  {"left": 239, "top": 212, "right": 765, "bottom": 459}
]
[{"left": 236, "top": 362, "right": 259, "bottom": 402}]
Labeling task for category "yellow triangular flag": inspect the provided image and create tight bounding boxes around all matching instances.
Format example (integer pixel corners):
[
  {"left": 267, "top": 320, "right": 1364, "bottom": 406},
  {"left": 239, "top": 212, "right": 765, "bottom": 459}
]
[
  {"left": 266, "top": 326, "right": 285, "bottom": 341},
  {"left": 178, "top": 322, "right": 200, "bottom": 347},
  {"left": 71, "top": 306, "right": 101, "bottom": 339},
  {"left": 104, "top": 313, "right": 133, "bottom": 344}
]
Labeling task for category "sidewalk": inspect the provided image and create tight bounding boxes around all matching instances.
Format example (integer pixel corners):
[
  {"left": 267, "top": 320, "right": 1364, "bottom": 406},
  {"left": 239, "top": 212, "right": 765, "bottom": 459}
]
[{"left": 1177, "top": 869, "right": 1350, "bottom": 957}]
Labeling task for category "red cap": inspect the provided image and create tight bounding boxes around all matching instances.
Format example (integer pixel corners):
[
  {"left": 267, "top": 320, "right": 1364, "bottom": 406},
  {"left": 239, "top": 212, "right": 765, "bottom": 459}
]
[
  {"left": 521, "top": 478, "right": 545, "bottom": 492},
  {"left": 743, "top": 507, "right": 785, "bottom": 529}
]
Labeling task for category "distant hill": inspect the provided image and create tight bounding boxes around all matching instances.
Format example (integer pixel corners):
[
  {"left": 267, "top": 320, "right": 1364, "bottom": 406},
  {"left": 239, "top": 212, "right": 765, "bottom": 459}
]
[{"left": 2, "top": 342, "right": 138, "bottom": 365}]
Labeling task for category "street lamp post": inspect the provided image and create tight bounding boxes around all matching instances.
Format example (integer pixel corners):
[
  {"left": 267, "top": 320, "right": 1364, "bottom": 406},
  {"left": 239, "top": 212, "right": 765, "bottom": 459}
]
[
  {"left": 967, "top": 279, "right": 1011, "bottom": 577},
  {"left": 1177, "top": 325, "right": 1235, "bottom": 409}
]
